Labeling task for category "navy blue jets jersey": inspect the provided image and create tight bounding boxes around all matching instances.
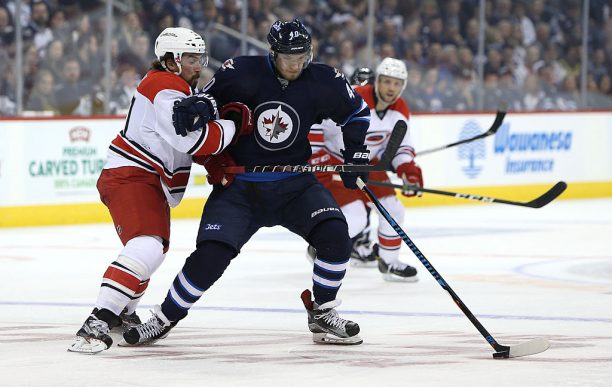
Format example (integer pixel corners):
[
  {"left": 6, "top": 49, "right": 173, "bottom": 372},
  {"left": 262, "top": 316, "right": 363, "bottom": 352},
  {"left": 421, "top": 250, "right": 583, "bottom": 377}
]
[{"left": 204, "top": 55, "right": 370, "bottom": 168}]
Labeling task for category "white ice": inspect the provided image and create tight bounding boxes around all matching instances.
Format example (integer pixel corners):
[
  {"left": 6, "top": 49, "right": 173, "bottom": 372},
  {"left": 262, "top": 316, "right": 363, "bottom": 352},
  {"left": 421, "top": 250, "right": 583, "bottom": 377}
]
[{"left": 1, "top": 198, "right": 611, "bottom": 387}]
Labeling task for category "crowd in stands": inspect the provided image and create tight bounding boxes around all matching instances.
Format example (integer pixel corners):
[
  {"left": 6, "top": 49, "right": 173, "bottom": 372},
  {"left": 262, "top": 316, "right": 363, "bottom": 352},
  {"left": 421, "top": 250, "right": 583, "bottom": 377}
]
[{"left": 0, "top": 0, "right": 611, "bottom": 116}]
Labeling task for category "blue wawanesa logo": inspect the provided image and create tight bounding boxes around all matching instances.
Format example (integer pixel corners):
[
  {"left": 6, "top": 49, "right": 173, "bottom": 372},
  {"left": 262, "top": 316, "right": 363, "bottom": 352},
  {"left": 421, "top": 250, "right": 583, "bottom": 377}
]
[{"left": 458, "top": 120, "right": 486, "bottom": 178}]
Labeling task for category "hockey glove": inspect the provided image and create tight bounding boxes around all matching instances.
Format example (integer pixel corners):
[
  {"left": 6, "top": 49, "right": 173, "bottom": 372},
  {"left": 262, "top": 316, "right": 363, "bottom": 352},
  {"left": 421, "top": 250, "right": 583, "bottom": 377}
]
[
  {"left": 397, "top": 161, "right": 423, "bottom": 197},
  {"left": 340, "top": 146, "right": 370, "bottom": 189},
  {"left": 172, "top": 93, "right": 219, "bottom": 136},
  {"left": 220, "top": 102, "right": 254, "bottom": 144},
  {"left": 193, "top": 152, "right": 236, "bottom": 188}
]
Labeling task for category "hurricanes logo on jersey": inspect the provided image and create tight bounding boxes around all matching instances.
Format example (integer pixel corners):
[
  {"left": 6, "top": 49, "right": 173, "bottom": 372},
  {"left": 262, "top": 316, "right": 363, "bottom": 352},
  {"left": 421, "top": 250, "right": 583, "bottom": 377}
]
[{"left": 253, "top": 101, "right": 300, "bottom": 151}]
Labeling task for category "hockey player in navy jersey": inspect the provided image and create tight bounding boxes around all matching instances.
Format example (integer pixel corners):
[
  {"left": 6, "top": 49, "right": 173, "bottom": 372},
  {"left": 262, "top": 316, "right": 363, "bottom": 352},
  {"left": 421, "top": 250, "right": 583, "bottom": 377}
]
[{"left": 123, "top": 19, "right": 370, "bottom": 346}]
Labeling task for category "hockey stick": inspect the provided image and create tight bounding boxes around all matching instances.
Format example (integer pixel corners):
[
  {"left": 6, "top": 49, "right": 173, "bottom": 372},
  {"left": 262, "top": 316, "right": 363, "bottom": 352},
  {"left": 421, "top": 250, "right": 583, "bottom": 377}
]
[
  {"left": 417, "top": 109, "right": 506, "bottom": 156},
  {"left": 356, "top": 177, "right": 550, "bottom": 359},
  {"left": 367, "top": 180, "right": 567, "bottom": 208},
  {"left": 224, "top": 120, "right": 408, "bottom": 174}
]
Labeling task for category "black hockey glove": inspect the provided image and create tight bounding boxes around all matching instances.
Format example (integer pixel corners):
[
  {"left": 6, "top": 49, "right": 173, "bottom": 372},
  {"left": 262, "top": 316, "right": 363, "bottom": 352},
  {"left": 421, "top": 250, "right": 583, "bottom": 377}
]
[
  {"left": 340, "top": 146, "right": 370, "bottom": 189},
  {"left": 172, "top": 93, "right": 219, "bottom": 136}
]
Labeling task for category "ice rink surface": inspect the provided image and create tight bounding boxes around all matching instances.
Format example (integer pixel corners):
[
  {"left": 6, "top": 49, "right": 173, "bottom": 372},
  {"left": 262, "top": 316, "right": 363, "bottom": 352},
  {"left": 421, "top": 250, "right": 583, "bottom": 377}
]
[{"left": 1, "top": 197, "right": 611, "bottom": 387}]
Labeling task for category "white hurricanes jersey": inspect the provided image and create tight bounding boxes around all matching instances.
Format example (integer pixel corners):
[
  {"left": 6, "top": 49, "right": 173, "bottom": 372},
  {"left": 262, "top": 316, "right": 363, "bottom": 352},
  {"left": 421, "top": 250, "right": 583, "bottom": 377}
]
[
  {"left": 309, "top": 84, "right": 415, "bottom": 168},
  {"left": 104, "top": 69, "right": 236, "bottom": 207}
]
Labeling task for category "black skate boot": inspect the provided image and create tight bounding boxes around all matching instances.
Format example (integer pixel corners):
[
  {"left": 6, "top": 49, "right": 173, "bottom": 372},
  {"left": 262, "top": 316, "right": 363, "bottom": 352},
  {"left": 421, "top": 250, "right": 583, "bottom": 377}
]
[
  {"left": 350, "top": 233, "right": 376, "bottom": 267},
  {"left": 377, "top": 254, "right": 419, "bottom": 282},
  {"left": 68, "top": 308, "right": 121, "bottom": 354},
  {"left": 300, "top": 289, "right": 362, "bottom": 345},
  {"left": 119, "top": 308, "right": 142, "bottom": 331},
  {"left": 121, "top": 305, "right": 176, "bottom": 346}
]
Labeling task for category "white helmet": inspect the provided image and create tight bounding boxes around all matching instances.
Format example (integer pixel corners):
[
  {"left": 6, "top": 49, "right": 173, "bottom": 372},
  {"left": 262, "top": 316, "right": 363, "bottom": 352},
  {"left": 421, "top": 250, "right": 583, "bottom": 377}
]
[
  {"left": 155, "top": 27, "right": 207, "bottom": 74},
  {"left": 375, "top": 57, "right": 408, "bottom": 104}
]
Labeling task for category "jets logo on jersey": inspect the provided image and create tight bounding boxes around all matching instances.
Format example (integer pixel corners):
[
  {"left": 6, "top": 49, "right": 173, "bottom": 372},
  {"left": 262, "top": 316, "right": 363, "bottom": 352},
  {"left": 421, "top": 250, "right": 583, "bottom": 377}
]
[{"left": 253, "top": 101, "right": 301, "bottom": 151}]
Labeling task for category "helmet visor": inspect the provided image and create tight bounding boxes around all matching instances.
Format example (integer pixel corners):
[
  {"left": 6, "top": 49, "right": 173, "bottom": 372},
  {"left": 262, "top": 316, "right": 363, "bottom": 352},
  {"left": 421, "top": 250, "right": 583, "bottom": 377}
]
[
  {"left": 179, "top": 53, "right": 208, "bottom": 67},
  {"left": 276, "top": 52, "right": 310, "bottom": 64}
]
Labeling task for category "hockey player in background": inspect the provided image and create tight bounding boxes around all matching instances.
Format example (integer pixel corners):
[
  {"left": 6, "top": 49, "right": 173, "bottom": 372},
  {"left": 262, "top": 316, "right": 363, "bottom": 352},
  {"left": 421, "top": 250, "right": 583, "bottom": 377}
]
[
  {"left": 68, "top": 27, "right": 252, "bottom": 353},
  {"left": 308, "top": 58, "right": 423, "bottom": 282},
  {"left": 122, "top": 19, "right": 370, "bottom": 346}
]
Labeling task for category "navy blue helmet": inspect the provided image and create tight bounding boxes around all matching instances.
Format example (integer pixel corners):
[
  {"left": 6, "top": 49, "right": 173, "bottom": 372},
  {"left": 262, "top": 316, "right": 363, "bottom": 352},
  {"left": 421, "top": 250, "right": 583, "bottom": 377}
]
[{"left": 267, "top": 19, "right": 312, "bottom": 55}]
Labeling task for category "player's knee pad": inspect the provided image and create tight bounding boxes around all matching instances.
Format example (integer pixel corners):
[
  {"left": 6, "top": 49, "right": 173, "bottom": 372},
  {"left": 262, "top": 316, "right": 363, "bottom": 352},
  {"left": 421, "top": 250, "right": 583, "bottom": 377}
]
[
  {"left": 182, "top": 241, "right": 236, "bottom": 289},
  {"left": 308, "top": 219, "right": 352, "bottom": 261},
  {"left": 118, "top": 235, "right": 165, "bottom": 280}
]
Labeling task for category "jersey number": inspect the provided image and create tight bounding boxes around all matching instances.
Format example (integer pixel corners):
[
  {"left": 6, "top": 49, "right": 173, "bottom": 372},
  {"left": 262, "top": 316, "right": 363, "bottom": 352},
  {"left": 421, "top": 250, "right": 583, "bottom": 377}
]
[{"left": 345, "top": 83, "right": 355, "bottom": 99}]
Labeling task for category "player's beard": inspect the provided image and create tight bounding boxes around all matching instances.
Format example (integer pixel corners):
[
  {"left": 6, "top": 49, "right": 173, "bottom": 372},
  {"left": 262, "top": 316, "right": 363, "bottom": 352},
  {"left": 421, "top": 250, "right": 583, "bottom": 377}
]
[{"left": 188, "top": 73, "right": 200, "bottom": 88}]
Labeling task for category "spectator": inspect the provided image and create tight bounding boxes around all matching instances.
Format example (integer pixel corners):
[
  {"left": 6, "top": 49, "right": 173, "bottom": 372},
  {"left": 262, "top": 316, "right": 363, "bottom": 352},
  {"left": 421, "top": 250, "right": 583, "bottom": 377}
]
[
  {"left": 498, "top": 66, "right": 522, "bottom": 111},
  {"left": 521, "top": 73, "right": 545, "bottom": 111},
  {"left": 55, "top": 57, "right": 93, "bottom": 115},
  {"left": 49, "top": 9, "right": 70, "bottom": 43},
  {"left": 555, "top": 75, "right": 581, "bottom": 111},
  {"left": 589, "top": 48, "right": 609, "bottom": 84},
  {"left": 28, "top": 0, "right": 53, "bottom": 52},
  {"left": 126, "top": 33, "right": 152, "bottom": 77},
  {"left": 376, "top": 18, "right": 406, "bottom": 58},
  {"left": 41, "top": 39, "right": 65, "bottom": 81},
  {"left": 0, "top": 61, "right": 16, "bottom": 115},
  {"left": 25, "top": 68, "right": 57, "bottom": 114},
  {"left": 0, "top": 5, "right": 15, "bottom": 49},
  {"left": 560, "top": 44, "right": 582, "bottom": 79},
  {"left": 420, "top": 67, "right": 444, "bottom": 111},
  {"left": 533, "top": 43, "right": 566, "bottom": 86},
  {"left": 481, "top": 70, "right": 503, "bottom": 111},
  {"left": 109, "top": 64, "right": 139, "bottom": 114},
  {"left": 117, "top": 11, "right": 144, "bottom": 53}
]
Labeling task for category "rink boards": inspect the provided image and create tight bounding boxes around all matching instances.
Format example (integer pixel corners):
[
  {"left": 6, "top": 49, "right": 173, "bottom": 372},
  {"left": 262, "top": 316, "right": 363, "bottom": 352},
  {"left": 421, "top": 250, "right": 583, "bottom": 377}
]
[{"left": 1, "top": 111, "right": 611, "bottom": 227}]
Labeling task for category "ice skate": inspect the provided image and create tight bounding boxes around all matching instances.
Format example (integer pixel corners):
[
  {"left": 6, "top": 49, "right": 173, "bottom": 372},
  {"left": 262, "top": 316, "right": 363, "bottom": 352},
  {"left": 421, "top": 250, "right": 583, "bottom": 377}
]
[
  {"left": 106, "top": 308, "right": 143, "bottom": 343},
  {"left": 377, "top": 253, "right": 418, "bottom": 282},
  {"left": 118, "top": 308, "right": 142, "bottom": 331},
  {"left": 300, "top": 289, "right": 362, "bottom": 345},
  {"left": 68, "top": 311, "right": 116, "bottom": 354},
  {"left": 120, "top": 305, "right": 176, "bottom": 346},
  {"left": 350, "top": 243, "right": 376, "bottom": 267},
  {"left": 350, "top": 232, "right": 376, "bottom": 267}
]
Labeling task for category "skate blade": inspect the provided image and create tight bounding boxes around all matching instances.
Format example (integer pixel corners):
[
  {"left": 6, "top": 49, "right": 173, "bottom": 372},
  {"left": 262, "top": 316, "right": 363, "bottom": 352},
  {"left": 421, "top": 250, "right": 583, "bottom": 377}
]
[
  {"left": 67, "top": 336, "right": 109, "bottom": 354},
  {"left": 350, "top": 260, "right": 377, "bottom": 268},
  {"left": 382, "top": 273, "right": 419, "bottom": 283},
  {"left": 312, "top": 333, "right": 363, "bottom": 345}
]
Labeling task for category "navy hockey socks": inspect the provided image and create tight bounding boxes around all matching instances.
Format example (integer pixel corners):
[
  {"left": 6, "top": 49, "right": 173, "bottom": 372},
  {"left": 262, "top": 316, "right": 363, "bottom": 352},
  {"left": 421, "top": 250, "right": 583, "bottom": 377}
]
[
  {"left": 161, "top": 241, "right": 235, "bottom": 322},
  {"left": 308, "top": 219, "right": 352, "bottom": 305}
]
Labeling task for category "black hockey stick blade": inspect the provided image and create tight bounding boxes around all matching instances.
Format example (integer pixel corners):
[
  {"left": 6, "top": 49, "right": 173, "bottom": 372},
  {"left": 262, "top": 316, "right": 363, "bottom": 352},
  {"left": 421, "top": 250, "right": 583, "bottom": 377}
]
[
  {"left": 493, "top": 337, "right": 550, "bottom": 359},
  {"left": 417, "top": 109, "right": 506, "bottom": 156},
  {"left": 523, "top": 181, "right": 567, "bottom": 208},
  {"left": 224, "top": 120, "right": 407, "bottom": 174},
  {"left": 368, "top": 180, "right": 567, "bottom": 208},
  {"left": 375, "top": 120, "right": 407, "bottom": 170}
]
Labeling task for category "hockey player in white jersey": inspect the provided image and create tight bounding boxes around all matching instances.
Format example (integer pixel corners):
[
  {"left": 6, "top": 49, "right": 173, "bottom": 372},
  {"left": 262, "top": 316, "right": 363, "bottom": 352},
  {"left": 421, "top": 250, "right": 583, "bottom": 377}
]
[
  {"left": 308, "top": 58, "right": 423, "bottom": 282},
  {"left": 68, "top": 27, "right": 253, "bottom": 354}
]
